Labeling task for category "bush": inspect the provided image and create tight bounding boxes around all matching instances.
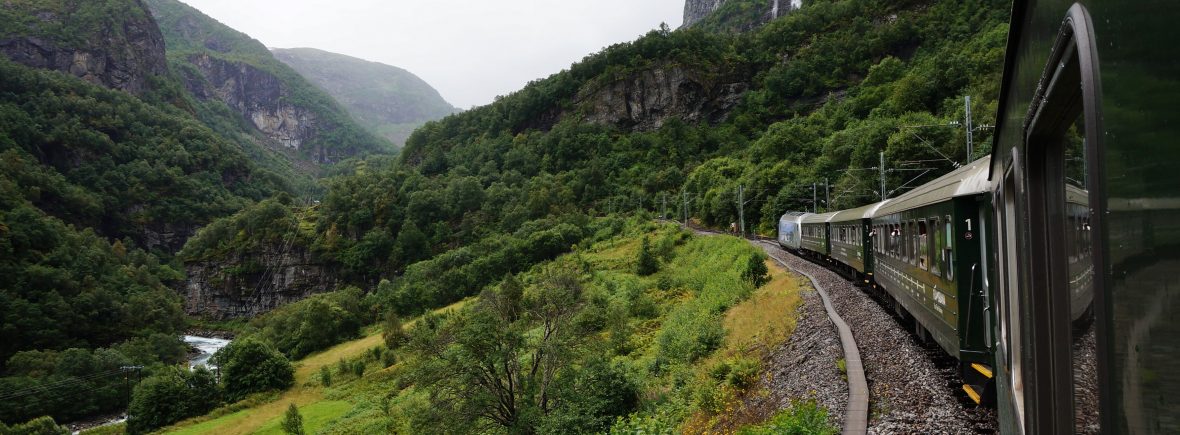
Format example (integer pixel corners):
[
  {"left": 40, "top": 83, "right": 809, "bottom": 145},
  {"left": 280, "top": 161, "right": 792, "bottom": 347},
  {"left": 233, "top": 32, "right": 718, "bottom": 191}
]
[
  {"left": 736, "top": 400, "right": 837, "bottom": 435},
  {"left": 215, "top": 339, "right": 294, "bottom": 402},
  {"left": 252, "top": 288, "right": 365, "bottom": 360},
  {"left": 0, "top": 416, "right": 68, "bottom": 435},
  {"left": 320, "top": 365, "right": 332, "bottom": 387}
]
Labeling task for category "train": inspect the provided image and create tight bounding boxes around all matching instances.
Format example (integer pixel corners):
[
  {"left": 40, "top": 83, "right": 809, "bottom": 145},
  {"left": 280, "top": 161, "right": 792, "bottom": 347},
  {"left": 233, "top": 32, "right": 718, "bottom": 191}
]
[{"left": 777, "top": 1, "right": 1180, "bottom": 433}]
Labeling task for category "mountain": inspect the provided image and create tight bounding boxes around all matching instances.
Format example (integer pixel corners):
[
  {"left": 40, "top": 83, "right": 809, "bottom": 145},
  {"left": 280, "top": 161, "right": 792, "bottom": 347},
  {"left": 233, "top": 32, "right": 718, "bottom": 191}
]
[
  {"left": 144, "top": 0, "right": 392, "bottom": 165},
  {"left": 272, "top": 48, "right": 457, "bottom": 147}
]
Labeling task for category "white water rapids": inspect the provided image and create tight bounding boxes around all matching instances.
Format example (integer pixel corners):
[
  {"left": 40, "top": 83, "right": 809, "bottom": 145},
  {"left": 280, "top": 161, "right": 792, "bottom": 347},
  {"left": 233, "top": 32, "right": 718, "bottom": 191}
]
[{"left": 185, "top": 335, "right": 231, "bottom": 369}]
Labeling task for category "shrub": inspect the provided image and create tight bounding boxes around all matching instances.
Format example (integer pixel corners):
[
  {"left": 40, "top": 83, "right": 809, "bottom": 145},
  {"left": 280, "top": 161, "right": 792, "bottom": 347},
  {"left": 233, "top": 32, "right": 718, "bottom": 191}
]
[
  {"left": 0, "top": 416, "right": 68, "bottom": 435},
  {"left": 320, "top": 365, "right": 332, "bottom": 387},
  {"left": 737, "top": 400, "right": 837, "bottom": 435}
]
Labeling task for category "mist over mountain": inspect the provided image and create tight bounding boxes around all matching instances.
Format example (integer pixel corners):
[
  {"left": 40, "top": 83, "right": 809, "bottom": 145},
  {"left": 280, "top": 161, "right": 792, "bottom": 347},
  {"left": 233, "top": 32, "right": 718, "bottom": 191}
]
[{"left": 272, "top": 48, "right": 457, "bottom": 148}]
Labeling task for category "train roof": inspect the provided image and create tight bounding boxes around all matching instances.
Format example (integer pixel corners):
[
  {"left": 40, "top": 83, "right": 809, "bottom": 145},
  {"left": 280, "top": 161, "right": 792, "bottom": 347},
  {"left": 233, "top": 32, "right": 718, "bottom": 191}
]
[
  {"left": 874, "top": 155, "right": 992, "bottom": 217},
  {"left": 830, "top": 200, "right": 891, "bottom": 223},
  {"left": 801, "top": 211, "right": 839, "bottom": 224}
]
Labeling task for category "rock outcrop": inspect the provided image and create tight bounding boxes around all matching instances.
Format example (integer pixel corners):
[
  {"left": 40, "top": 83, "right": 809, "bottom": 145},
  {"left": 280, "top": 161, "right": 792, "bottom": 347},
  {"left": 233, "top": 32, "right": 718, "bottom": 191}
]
[
  {"left": 184, "top": 245, "right": 339, "bottom": 319},
  {"left": 0, "top": 0, "right": 168, "bottom": 95},
  {"left": 576, "top": 64, "right": 748, "bottom": 131},
  {"left": 183, "top": 53, "right": 320, "bottom": 152},
  {"left": 682, "top": 0, "right": 802, "bottom": 29}
]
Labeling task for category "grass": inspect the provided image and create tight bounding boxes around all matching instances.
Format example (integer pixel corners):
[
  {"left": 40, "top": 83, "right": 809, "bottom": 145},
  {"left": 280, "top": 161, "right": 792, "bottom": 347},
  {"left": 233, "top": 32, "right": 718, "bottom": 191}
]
[
  {"left": 721, "top": 260, "right": 804, "bottom": 356},
  {"left": 160, "top": 300, "right": 469, "bottom": 435},
  {"left": 251, "top": 401, "right": 351, "bottom": 435}
]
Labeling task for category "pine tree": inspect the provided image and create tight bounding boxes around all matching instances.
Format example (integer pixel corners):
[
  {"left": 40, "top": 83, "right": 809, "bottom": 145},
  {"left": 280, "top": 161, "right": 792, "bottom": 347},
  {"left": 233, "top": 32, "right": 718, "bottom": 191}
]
[{"left": 282, "top": 403, "right": 304, "bottom": 435}]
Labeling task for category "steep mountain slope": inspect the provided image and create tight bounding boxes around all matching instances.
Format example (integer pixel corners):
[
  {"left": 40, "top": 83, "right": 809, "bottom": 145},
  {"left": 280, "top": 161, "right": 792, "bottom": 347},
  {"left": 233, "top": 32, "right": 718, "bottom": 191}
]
[
  {"left": 184, "top": 0, "right": 1008, "bottom": 323},
  {"left": 0, "top": 0, "right": 167, "bottom": 96},
  {"left": 144, "top": 0, "right": 392, "bottom": 164},
  {"left": 272, "top": 48, "right": 457, "bottom": 147}
]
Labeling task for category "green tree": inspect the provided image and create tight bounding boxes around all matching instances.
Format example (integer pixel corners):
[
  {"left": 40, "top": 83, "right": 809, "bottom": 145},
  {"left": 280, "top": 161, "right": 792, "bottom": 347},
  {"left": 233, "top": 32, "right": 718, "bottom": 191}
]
[
  {"left": 215, "top": 339, "right": 294, "bottom": 402},
  {"left": 127, "top": 368, "right": 219, "bottom": 435},
  {"left": 381, "top": 310, "right": 407, "bottom": 349},
  {"left": 282, "top": 403, "right": 305, "bottom": 435},
  {"left": 320, "top": 365, "right": 332, "bottom": 387},
  {"left": 636, "top": 237, "right": 659, "bottom": 276},
  {"left": 743, "top": 253, "right": 769, "bottom": 287},
  {"left": 406, "top": 262, "right": 586, "bottom": 433}
]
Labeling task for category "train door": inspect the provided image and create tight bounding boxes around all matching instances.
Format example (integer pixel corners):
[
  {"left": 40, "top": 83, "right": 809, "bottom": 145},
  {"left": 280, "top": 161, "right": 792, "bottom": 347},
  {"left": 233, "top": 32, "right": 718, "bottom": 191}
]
[
  {"left": 1023, "top": 5, "right": 1103, "bottom": 433},
  {"left": 997, "top": 163, "right": 1026, "bottom": 433}
]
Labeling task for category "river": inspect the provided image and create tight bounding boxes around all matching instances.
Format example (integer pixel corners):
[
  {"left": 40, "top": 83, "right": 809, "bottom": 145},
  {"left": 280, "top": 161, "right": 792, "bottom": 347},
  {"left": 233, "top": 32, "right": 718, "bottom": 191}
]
[{"left": 185, "top": 335, "right": 231, "bottom": 368}]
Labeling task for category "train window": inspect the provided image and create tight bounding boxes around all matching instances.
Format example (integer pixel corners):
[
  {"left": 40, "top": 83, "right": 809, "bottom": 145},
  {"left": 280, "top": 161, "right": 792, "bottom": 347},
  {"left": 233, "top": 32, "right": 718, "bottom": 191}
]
[
  {"left": 918, "top": 220, "right": 929, "bottom": 270},
  {"left": 931, "top": 217, "right": 942, "bottom": 276},
  {"left": 945, "top": 217, "right": 953, "bottom": 281},
  {"left": 909, "top": 221, "right": 918, "bottom": 266}
]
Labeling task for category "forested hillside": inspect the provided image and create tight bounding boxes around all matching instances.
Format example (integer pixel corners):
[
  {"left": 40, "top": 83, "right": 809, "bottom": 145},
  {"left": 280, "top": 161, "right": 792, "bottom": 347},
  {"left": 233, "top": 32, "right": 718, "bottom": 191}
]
[
  {"left": 272, "top": 48, "right": 458, "bottom": 147},
  {"left": 189, "top": 0, "right": 1007, "bottom": 317}
]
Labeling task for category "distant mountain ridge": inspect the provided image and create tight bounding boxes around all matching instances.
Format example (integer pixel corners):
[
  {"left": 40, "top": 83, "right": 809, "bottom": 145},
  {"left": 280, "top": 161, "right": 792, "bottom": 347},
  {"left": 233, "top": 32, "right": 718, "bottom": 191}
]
[
  {"left": 273, "top": 48, "right": 457, "bottom": 148},
  {"left": 144, "top": 0, "right": 392, "bottom": 165}
]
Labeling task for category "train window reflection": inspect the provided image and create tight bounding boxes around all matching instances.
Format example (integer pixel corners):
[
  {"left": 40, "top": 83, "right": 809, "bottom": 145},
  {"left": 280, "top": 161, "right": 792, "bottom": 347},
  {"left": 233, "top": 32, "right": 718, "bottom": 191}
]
[
  {"left": 1062, "top": 111, "right": 1098, "bottom": 434},
  {"left": 918, "top": 220, "right": 929, "bottom": 270},
  {"left": 932, "top": 217, "right": 942, "bottom": 276}
]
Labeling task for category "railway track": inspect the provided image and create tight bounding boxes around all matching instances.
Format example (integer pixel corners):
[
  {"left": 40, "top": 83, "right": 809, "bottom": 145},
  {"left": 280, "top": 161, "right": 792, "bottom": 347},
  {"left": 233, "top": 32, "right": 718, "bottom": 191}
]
[{"left": 755, "top": 239, "right": 997, "bottom": 433}]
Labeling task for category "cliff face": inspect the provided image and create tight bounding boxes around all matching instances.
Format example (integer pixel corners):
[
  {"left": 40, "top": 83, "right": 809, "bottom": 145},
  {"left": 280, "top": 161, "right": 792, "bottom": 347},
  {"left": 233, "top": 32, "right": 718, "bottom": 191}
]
[
  {"left": 0, "top": 0, "right": 168, "bottom": 95},
  {"left": 183, "top": 53, "right": 320, "bottom": 152},
  {"left": 683, "top": 0, "right": 802, "bottom": 30},
  {"left": 577, "top": 64, "right": 747, "bottom": 131},
  {"left": 184, "top": 245, "right": 339, "bottom": 319}
]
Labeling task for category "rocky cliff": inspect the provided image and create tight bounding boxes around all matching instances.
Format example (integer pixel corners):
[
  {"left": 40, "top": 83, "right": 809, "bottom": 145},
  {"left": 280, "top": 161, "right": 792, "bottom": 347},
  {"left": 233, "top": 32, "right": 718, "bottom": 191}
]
[
  {"left": 683, "top": 0, "right": 802, "bottom": 30},
  {"left": 576, "top": 64, "right": 748, "bottom": 131},
  {"left": 183, "top": 53, "right": 320, "bottom": 151},
  {"left": 184, "top": 244, "right": 340, "bottom": 319},
  {"left": 0, "top": 0, "right": 168, "bottom": 95}
]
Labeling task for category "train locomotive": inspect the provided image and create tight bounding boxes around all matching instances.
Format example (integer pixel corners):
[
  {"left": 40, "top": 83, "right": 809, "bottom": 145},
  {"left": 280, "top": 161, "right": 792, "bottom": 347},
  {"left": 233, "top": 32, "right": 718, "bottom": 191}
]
[{"left": 777, "top": 1, "right": 1180, "bottom": 433}]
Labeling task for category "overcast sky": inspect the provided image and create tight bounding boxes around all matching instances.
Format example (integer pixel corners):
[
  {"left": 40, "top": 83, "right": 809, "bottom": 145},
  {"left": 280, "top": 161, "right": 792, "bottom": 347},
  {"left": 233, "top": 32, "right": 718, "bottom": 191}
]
[{"left": 177, "top": 0, "right": 685, "bottom": 109}]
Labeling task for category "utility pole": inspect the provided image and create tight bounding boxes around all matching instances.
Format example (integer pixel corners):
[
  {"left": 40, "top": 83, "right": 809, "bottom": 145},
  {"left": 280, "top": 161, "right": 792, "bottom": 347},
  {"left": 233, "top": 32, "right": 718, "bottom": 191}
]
[
  {"left": 965, "top": 96, "right": 974, "bottom": 161},
  {"left": 662, "top": 193, "right": 667, "bottom": 220},
  {"left": 812, "top": 183, "right": 817, "bottom": 213},
  {"left": 880, "top": 152, "right": 887, "bottom": 200},
  {"left": 737, "top": 185, "right": 746, "bottom": 236},
  {"left": 682, "top": 190, "right": 689, "bottom": 227},
  {"left": 824, "top": 178, "right": 830, "bottom": 212}
]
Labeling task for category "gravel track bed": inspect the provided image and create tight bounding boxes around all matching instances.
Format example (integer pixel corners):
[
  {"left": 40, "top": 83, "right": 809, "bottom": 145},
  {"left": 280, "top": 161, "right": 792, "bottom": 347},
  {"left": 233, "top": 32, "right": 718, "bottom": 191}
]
[
  {"left": 758, "top": 241, "right": 997, "bottom": 434},
  {"left": 738, "top": 270, "right": 848, "bottom": 428}
]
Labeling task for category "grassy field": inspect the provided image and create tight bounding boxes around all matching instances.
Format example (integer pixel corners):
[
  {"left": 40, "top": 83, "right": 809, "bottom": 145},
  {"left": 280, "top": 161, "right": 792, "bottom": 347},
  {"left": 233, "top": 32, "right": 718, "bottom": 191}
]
[{"left": 159, "top": 301, "right": 468, "bottom": 435}]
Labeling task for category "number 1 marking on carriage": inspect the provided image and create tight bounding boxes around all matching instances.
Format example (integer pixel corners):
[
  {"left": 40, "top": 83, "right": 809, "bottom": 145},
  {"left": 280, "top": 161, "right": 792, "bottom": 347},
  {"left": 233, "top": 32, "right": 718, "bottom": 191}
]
[{"left": 965, "top": 219, "right": 973, "bottom": 232}]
